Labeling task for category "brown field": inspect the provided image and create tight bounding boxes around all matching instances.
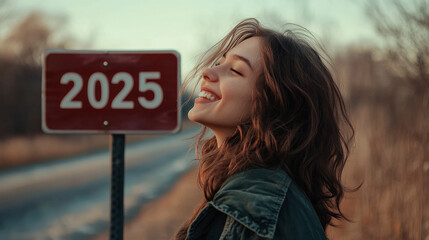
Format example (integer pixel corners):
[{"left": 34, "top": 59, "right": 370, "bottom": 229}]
[
  {"left": 0, "top": 120, "right": 198, "bottom": 170},
  {"left": 2, "top": 103, "right": 426, "bottom": 239},
  {"left": 1, "top": 97, "right": 426, "bottom": 239}
]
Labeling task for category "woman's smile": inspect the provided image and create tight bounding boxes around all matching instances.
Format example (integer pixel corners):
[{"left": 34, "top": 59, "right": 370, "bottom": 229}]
[{"left": 195, "top": 87, "right": 221, "bottom": 103}]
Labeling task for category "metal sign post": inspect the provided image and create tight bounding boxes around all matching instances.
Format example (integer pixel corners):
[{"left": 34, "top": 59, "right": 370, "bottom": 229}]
[{"left": 109, "top": 134, "right": 125, "bottom": 240}]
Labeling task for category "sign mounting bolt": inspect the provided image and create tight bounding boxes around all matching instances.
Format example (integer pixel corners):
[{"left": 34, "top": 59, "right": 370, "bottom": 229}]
[
  {"left": 103, "top": 120, "right": 109, "bottom": 126},
  {"left": 103, "top": 61, "right": 109, "bottom": 67}
]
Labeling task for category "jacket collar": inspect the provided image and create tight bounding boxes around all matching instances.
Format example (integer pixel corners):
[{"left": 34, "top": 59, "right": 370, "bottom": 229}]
[{"left": 210, "top": 168, "right": 292, "bottom": 239}]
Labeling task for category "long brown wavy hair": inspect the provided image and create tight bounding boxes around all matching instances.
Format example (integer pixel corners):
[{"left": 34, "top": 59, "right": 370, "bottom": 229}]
[{"left": 176, "top": 18, "right": 354, "bottom": 239}]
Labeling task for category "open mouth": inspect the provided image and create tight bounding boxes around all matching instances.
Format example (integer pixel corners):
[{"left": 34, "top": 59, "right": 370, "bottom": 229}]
[
  {"left": 198, "top": 90, "right": 219, "bottom": 101},
  {"left": 195, "top": 87, "right": 221, "bottom": 103}
]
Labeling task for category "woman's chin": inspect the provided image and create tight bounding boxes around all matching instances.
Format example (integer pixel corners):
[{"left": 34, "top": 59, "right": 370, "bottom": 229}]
[
  {"left": 187, "top": 109, "right": 198, "bottom": 123},
  {"left": 188, "top": 107, "right": 207, "bottom": 123}
]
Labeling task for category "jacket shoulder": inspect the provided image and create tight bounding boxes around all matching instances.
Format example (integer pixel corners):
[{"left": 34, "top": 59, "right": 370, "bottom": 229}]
[
  {"left": 211, "top": 168, "right": 291, "bottom": 238},
  {"left": 212, "top": 168, "right": 327, "bottom": 239}
]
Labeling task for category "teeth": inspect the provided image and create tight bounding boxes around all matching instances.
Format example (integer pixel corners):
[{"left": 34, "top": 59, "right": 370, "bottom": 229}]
[{"left": 199, "top": 90, "right": 216, "bottom": 101}]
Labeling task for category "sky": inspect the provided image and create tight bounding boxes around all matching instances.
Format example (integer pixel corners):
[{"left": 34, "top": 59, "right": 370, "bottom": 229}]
[{"left": 7, "top": 0, "right": 379, "bottom": 74}]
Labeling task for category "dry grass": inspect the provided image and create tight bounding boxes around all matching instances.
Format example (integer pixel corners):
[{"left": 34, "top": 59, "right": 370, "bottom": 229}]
[
  {"left": 357, "top": 103, "right": 427, "bottom": 239},
  {"left": 328, "top": 98, "right": 428, "bottom": 239},
  {"left": 323, "top": 43, "right": 429, "bottom": 239},
  {"left": 329, "top": 51, "right": 429, "bottom": 239},
  {"left": 0, "top": 134, "right": 110, "bottom": 169}
]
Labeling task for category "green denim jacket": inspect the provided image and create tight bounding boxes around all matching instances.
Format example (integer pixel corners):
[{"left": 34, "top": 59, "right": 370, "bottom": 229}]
[{"left": 185, "top": 168, "right": 327, "bottom": 240}]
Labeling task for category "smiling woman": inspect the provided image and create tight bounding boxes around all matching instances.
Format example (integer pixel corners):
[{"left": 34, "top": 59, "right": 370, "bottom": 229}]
[{"left": 177, "top": 18, "right": 354, "bottom": 240}]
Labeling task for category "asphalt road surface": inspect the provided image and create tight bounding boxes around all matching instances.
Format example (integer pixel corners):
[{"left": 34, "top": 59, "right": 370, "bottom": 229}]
[{"left": 0, "top": 128, "right": 199, "bottom": 240}]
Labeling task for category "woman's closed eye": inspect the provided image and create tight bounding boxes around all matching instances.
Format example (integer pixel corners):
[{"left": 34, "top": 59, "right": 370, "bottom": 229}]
[{"left": 231, "top": 68, "right": 242, "bottom": 76}]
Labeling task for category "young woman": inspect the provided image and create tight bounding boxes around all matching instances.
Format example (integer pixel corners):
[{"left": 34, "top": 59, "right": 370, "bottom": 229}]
[{"left": 176, "top": 18, "right": 354, "bottom": 240}]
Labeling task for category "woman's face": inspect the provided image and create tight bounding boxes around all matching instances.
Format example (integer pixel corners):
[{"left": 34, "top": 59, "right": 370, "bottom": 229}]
[{"left": 188, "top": 37, "right": 263, "bottom": 141}]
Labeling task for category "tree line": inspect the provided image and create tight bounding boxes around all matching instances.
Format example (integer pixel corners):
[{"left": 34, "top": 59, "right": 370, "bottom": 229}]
[{"left": 0, "top": 12, "right": 70, "bottom": 137}]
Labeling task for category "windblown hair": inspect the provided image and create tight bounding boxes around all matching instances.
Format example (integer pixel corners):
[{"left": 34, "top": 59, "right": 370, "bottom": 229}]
[{"left": 176, "top": 18, "right": 354, "bottom": 239}]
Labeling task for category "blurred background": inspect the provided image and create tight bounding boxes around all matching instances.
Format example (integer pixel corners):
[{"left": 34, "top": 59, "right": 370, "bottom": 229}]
[{"left": 0, "top": 0, "right": 427, "bottom": 239}]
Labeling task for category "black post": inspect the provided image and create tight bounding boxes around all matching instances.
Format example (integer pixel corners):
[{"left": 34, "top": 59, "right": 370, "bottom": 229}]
[{"left": 110, "top": 134, "right": 125, "bottom": 240}]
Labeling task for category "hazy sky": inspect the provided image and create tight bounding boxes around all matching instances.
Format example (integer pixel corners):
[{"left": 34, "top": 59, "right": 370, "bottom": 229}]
[{"left": 9, "top": 0, "right": 378, "bottom": 73}]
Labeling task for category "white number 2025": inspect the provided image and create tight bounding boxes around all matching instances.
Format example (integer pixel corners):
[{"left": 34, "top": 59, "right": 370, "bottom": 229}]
[{"left": 59, "top": 72, "right": 163, "bottom": 110}]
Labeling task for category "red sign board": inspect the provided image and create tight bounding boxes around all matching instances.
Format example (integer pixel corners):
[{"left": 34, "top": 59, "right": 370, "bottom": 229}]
[{"left": 42, "top": 50, "right": 180, "bottom": 133}]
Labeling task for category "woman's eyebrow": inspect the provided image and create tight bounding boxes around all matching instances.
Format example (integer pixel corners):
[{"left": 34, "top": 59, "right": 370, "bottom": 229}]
[{"left": 224, "top": 53, "right": 254, "bottom": 71}]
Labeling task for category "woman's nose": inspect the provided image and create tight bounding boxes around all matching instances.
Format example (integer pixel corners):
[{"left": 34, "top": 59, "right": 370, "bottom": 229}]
[{"left": 202, "top": 67, "right": 218, "bottom": 82}]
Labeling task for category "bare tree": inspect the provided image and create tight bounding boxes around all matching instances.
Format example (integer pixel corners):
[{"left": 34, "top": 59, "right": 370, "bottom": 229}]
[
  {"left": 0, "top": 11, "right": 72, "bottom": 66},
  {"left": 367, "top": 0, "right": 429, "bottom": 97}
]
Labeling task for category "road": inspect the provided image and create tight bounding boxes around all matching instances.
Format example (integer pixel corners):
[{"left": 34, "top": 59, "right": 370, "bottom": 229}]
[{"left": 0, "top": 128, "right": 199, "bottom": 240}]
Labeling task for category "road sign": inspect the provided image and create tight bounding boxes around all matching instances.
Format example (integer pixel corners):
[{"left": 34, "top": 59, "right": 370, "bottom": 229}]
[{"left": 42, "top": 50, "right": 181, "bottom": 133}]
